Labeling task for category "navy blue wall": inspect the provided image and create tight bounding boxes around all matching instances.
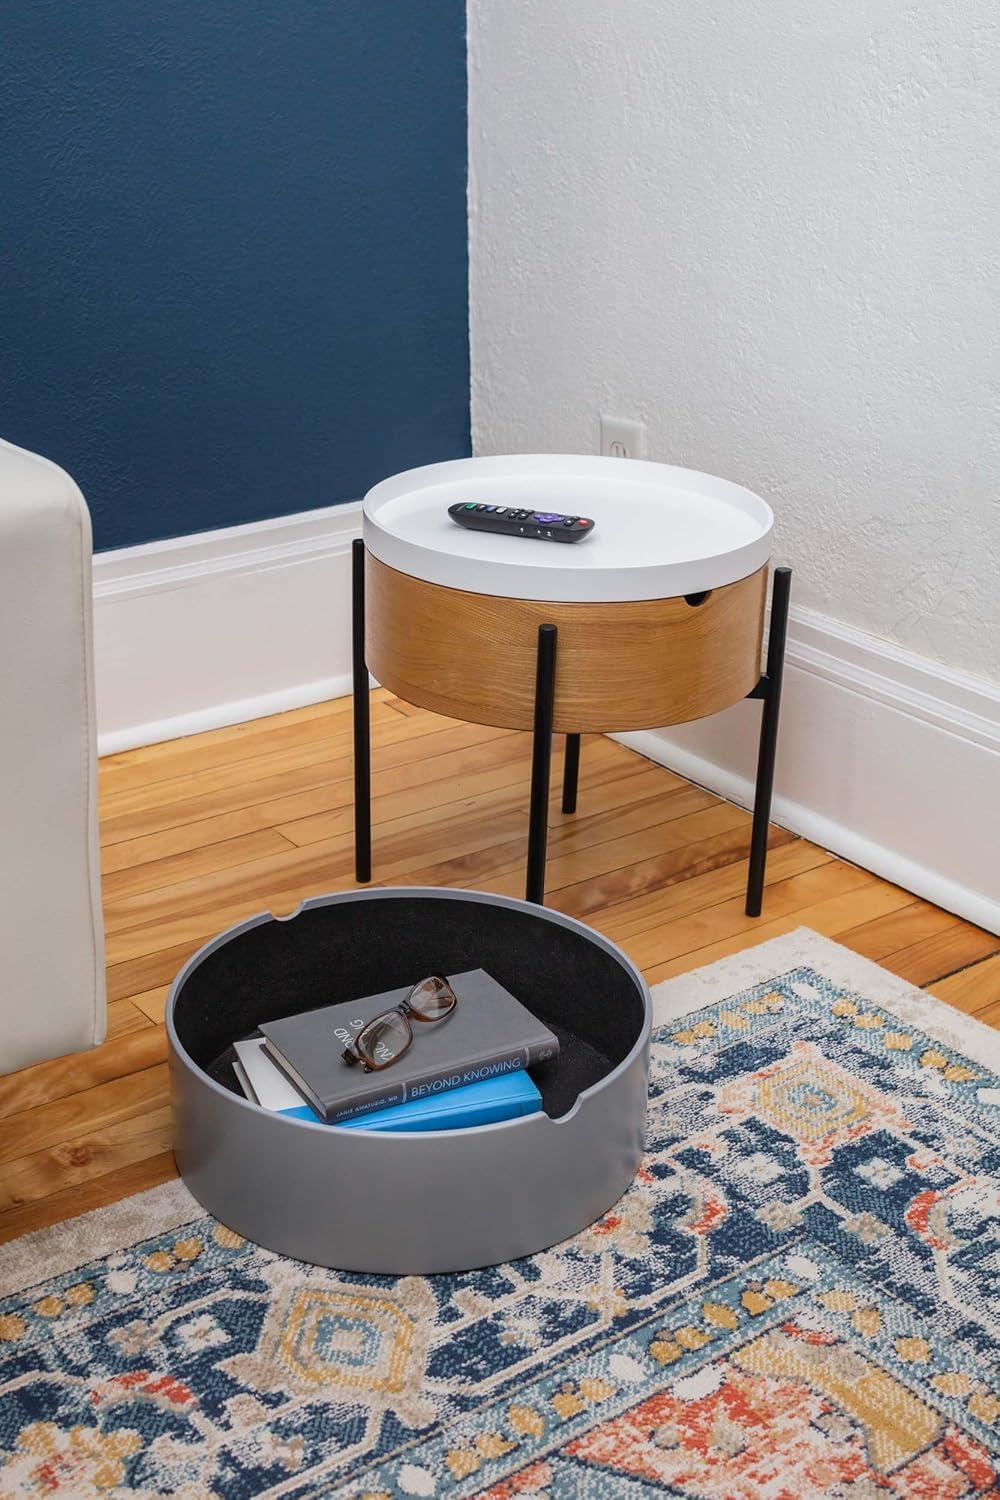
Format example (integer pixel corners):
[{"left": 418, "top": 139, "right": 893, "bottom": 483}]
[{"left": 2, "top": 2, "right": 469, "bottom": 550}]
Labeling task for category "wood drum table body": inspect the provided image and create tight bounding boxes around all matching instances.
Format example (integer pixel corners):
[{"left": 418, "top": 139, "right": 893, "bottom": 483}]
[{"left": 354, "top": 455, "right": 790, "bottom": 911}]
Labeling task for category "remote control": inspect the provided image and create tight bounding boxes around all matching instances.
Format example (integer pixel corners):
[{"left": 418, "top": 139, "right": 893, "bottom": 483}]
[{"left": 448, "top": 503, "right": 595, "bottom": 543}]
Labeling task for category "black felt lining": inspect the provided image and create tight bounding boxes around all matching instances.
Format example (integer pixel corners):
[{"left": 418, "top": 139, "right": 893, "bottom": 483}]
[{"left": 174, "top": 896, "right": 644, "bottom": 1120}]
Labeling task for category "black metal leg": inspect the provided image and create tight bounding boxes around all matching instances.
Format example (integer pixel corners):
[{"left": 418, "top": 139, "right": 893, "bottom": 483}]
[
  {"left": 525, "top": 625, "right": 557, "bottom": 904},
  {"left": 746, "top": 567, "right": 791, "bottom": 916},
  {"left": 561, "top": 733, "right": 581, "bottom": 815},
  {"left": 352, "top": 538, "right": 372, "bottom": 884}
]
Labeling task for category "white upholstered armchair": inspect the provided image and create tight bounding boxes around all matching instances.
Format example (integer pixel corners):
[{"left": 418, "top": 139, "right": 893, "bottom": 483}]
[{"left": 0, "top": 438, "right": 106, "bottom": 1073}]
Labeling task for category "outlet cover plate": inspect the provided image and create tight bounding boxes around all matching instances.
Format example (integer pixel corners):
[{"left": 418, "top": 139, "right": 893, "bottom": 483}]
[{"left": 600, "top": 414, "right": 645, "bottom": 460}]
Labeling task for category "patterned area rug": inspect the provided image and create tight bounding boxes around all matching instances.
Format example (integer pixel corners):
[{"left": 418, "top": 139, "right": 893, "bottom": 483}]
[{"left": 1, "top": 928, "right": 998, "bottom": 1499}]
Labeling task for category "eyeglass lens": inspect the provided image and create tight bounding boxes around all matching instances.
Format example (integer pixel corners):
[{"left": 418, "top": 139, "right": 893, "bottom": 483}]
[
  {"left": 357, "top": 1010, "right": 412, "bottom": 1067},
  {"left": 408, "top": 977, "right": 457, "bottom": 1020}
]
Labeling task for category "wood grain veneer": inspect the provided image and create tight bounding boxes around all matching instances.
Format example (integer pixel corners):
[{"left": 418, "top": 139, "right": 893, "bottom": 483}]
[{"left": 365, "top": 557, "right": 768, "bottom": 733}]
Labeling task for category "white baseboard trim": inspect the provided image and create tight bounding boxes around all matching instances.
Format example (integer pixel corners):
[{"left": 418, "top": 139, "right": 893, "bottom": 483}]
[
  {"left": 94, "top": 501, "right": 363, "bottom": 754},
  {"left": 614, "top": 605, "right": 1000, "bottom": 936},
  {"left": 97, "top": 673, "right": 356, "bottom": 757}
]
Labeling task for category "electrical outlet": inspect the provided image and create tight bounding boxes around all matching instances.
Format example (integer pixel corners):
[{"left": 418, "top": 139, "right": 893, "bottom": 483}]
[{"left": 600, "top": 414, "right": 645, "bottom": 460}]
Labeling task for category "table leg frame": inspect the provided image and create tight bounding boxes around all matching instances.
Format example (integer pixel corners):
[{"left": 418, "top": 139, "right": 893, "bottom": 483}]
[
  {"left": 352, "top": 538, "right": 372, "bottom": 884},
  {"left": 744, "top": 566, "right": 792, "bottom": 916},
  {"left": 525, "top": 624, "right": 558, "bottom": 904},
  {"left": 561, "top": 734, "right": 581, "bottom": 815}
]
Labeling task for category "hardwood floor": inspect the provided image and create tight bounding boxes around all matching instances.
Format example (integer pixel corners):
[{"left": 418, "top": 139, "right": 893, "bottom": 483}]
[{"left": 1, "top": 689, "right": 997, "bottom": 1245}]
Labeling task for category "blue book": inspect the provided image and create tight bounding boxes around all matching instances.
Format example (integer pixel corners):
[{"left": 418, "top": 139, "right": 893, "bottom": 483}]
[
  {"left": 232, "top": 1037, "right": 540, "bottom": 1132},
  {"left": 337, "top": 1071, "right": 540, "bottom": 1131}
]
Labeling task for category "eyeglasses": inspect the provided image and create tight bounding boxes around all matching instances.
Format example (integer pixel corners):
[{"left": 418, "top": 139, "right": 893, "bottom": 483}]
[{"left": 341, "top": 975, "right": 458, "bottom": 1072}]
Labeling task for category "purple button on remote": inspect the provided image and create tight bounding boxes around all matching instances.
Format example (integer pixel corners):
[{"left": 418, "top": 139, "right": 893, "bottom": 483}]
[{"left": 530, "top": 512, "right": 562, "bottom": 523}]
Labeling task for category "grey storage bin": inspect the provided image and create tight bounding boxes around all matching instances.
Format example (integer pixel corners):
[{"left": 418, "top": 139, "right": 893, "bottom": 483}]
[{"left": 167, "top": 887, "right": 651, "bottom": 1274}]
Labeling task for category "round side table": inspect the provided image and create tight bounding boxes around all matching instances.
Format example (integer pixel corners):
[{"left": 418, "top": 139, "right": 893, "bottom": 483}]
[{"left": 352, "top": 454, "right": 790, "bottom": 913}]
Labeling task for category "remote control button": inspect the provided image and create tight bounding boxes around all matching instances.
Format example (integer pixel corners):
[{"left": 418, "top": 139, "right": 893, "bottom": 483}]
[
  {"left": 562, "top": 517, "right": 579, "bottom": 527},
  {"left": 475, "top": 504, "right": 487, "bottom": 511},
  {"left": 463, "top": 503, "right": 476, "bottom": 510},
  {"left": 530, "top": 512, "right": 562, "bottom": 523},
  {"left": 576, "top": 518, "right": 590, "bottom": 527},
  {"left": 494, "top": 506, "right": 506, "bottom": 514}
]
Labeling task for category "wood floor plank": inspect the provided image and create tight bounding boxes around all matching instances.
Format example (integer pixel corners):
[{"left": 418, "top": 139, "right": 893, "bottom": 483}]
[
  {"left": 588, "top": 837, "right": 831, "bottom": 939},
  {"left": 99, "top": 695, "right": 448, "bottom": 801},
  {"left": 99, "top": 726, "right": 529, "bottom": 874},
  {"left": 618, "top": 860, "right": 876, "bottom": 974},
  {"left": 471, "top": 821, "right": 784, "bottom": 908},
  {"left": 0, "top": 1152, "right": 178, "bottom": 1246},
  {"left": 105, "top": 998, "right": 155, "bottom": 1039},
  {"left": 926, "top": 951, "right": 1000, "bottom": 1016},
  {"left": 479, "top": 823, "right": 791, "bottom": 912},
  {"left": 275, "top": 737, "right": 644, "bottom": 847},
  {"left": 98, "top": 704, "right": 391, "bottom": 807},
  {"left": 548, "top": 763, "right": 687, "bottom": 828},
  {"left": 516, "top": 778, "right": 726, "bottom": 891},
  {"left": 98, "top": 703, "right": 440, "bottom": 819},
  {"left": 0, "top": 1066, "right": 169, "bottom": 1165},
  {"left": 644, "top": 879, "right": 915, "bottom": 984},
  {"left": 879, "top": 924, "right": 1000, "bottom": 987},
  {"left": 377, "top": 793, "right": 741, "bottom": 907},
  {"left": 100, "top": 796, "right": 534, "bottom": 944},
  {"left": 836, "top": 901, "right": 960, "bottom": 961},
  {"left": 102, "top": 827, "right": 295, "bottom": 902},
  {"left": 98, "top": 688, "right": 366, "bottom": 776},
  {"left": 99, "top": 720, "right": 513, "bottom": 848},
  {"left": 100, "top": 778, "right": 714, "bottom": 980},
  {"left": 0, "top": 1029, "right": 167, "bottom": 1121},
  {"left": 131, "top": 987, "right": 171, "bottom": 1026},
  {"left": 102, "top": 769, "right": 706, "bottom": 955},
  {"left": 974, "top": 995, "right": 1000, "bottom": 1030},
  {"left": 0, "top": 1106, "right": 173, "bottom": 1215},
  {"left": 98, "top": 691, "right": 366, "bottom": 791},
  {"left": 547, "top": 783, "right": 717, "bottom": 859},
  {"left": 107, "top": 941, "right": 212, "bottom": 1005},
  {"left": 481, "top": 798, "right": 749, "bottom": 898}
]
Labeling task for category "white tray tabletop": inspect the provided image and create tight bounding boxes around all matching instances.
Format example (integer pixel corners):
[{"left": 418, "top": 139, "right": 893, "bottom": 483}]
[{"left": 363, "top": 455, "right": 773, "bottom": 602}]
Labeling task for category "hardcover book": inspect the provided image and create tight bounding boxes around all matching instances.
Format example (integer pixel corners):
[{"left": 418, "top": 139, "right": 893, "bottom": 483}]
[
  {"left": 259, "top": 969, "right": 559, "bottom": 1124},
  {"left": 232, "top": 1036, "right": 541, "bottom": 1132}
]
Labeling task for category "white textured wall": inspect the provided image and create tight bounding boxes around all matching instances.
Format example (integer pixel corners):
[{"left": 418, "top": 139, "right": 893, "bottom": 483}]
[{"left": 469, "top": 0, "right": 1000, "bottom": 680}]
